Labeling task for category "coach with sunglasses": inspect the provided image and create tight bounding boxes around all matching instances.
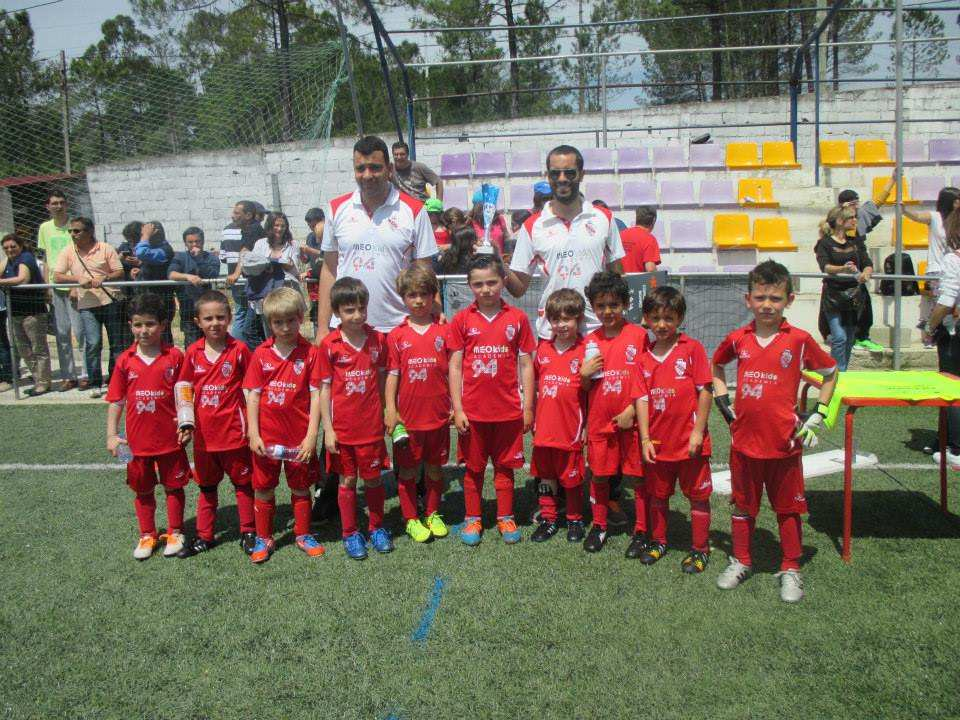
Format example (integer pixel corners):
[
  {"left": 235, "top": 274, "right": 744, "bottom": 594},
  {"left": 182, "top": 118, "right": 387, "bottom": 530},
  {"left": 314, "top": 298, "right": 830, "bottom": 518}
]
[{"left": 505, "top": 144, "right": 625, "bottom": 339}]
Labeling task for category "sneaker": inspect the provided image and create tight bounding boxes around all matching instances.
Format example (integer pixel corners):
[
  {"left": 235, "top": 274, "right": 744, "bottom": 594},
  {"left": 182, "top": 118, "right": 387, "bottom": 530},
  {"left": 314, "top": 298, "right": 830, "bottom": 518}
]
[
  {"left": 775, "top": 569, "right": 804, "bottom": 603},
  {"left": 425, "top": 511, "right": 448, "bottom": 538},
  {"left": 25, "top": 384, "right": 50, "bottom": 397},
  {"left": 78, "top": 378, "right": 90, "bottom": 392},
  {"left": 583, "top": 525, "right": 607, "bottom": 553},
  {"left": 133, "top": 534, "right": 157, "bottom": 560},
  {"left": 932, "top": 450, "right": 960, "bottom": 470},
  {"left": 344, "top": 531, "right": 368, "bottom": 560},
  {"left": 716, "top": 557, "right": 752, "bottom": 590},
  {"left": 58, "top": 379, "right": 76, "bottom": 392},
  {"left": 639, "top": 541, "right": 667, "bottom": 565},
  {"left": 405, "top": 518, "right": 432, "bottom": 543},
  {"left": 89, "top": 385, "right": 105, "bottom": 399},
  {"left": 606, "top": 499, "right": 628, "bottom": 528},
  {"left": 250, "top": 537, "right": 275, "bottom": 564},
  {"left": 370, "top": 527, "right": 394, "bottom": 553},
  {"left": 162, "top": 531, "right": 185, "bottom": 558},
  {"left": 497, "top": 516, "right": 522, "bottom": 544},
  {"left": 296, "top": 533, "right": 326, "bottom": 557},
  {"left": 624, "top": 533, "right": 650, "bottom": 559},
  {"left": 681, "top": 550, "right": 710, "bottom": 574},
  {"left": 531, "top": 518, "right": 560, "bottom": 543},
  {"left": 240, "top": 531, "right": 258, "bottom": 555},
  {"left": 855, "top": 339, "right": 884, "bottom": 352},
  {"left": 177, "top": 536, "right": 213, "bottom": 558},
  {"left": 566, "top": 519, "right": 586, "bottom": 542},
  {"left": 460, "top": 517, "right": 483, "bottom": 546}
]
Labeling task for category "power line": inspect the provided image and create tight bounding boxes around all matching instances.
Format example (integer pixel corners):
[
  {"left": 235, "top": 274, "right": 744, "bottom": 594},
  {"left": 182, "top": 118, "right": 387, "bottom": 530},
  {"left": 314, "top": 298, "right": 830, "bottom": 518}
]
[{"left": 7, "top": 0, "right": 64, "bottom": 11}]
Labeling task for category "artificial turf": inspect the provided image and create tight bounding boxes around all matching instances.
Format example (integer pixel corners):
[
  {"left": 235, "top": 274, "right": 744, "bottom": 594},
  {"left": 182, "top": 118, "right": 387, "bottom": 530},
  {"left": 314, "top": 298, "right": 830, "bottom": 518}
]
[{"left": 1, "top": 403, "right": 959, "bottom": 719}]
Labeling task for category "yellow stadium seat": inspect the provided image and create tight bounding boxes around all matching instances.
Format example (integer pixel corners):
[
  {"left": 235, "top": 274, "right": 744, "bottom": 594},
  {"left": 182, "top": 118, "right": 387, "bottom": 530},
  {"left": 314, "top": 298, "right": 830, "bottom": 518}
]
[
  {"left": 753, "top": 217, "right": 797, "bottom": 251},
  {"left": 820, "top": 140, "right": 853, "bottom": 167},
  {"left": 737, "top": 178, "right": 779, "bottom": 208},
  {"left": 893, "top": 216, "right": 929, "bottom": 248},
  {"left": 713, "top": 213, "right": 755, "bottom": 248},
  {"left": 726, "top": 142, "right": 762, "bottom": 169},
  {"left": 918, "top": 260, "right": 929, "bottom": 294},
  {"left": 872, "top": 176, "right": 920, "bottom": 205},
  {"left": 761, "top": 141, "right": 801, "bottom": 169},
  {"left": 854, "top": 139, "right": 895, "bottom": 167}
]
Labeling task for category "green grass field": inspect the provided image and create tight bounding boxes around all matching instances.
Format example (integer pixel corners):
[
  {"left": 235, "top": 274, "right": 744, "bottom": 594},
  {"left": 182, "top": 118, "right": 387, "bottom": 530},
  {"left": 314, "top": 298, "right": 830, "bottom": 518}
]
[{"left": 2, "top": 403, "right": 960, "bottom": 719}]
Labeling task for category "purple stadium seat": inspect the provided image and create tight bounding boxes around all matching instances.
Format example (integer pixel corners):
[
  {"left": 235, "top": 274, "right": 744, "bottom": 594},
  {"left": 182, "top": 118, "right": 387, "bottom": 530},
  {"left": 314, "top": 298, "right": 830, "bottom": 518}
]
[
  {"left": 912, "top": 176, "right": 946, "bottom": 203},
  {"left": 443, "top": 185, "right": 469, "bottom": 210},
  {"left": 582, "top": 148, "right": 616, "bottom": 173},
  {"left": 930, "top": 139, "right": 960, "bottom": 164},
  {"left": 689, "top": 144, "right": 725, "bottom": 170},
  {"left": 585, "top": 182, "right": 620, "bottom": 209},
  {"left": 721, "top": 265, "right": 755, "bottom": 273},
  {"left": 621, "top": 181, "right": 657, "bottom": 208},
  {"left": 618, "top": 147, "right": 651, "bottom": 173},
  {"left": 510, "top": 150, "right": 541, "bottom": 176},
  {"left": 509, "top": 183, "right": 533, "bottom": 211},
  {"left": 440, "top": 153, "right": 471, "bottom": 179},
  {"left": 474, "top": 152, "right": 506, "bottom": 177},
  {"left": 953, "top": 176, "right": 960, "bottom": 190},
  {"left": 669, "top": 219, "right": 711, "bottom": 251},
  {"left": 901, "top": 139, "right": 926, "bottom": 166},
  {"left": 652, "top": 145, "right": 687, "bottom": 171},
  {"left": 659, "top": 180, "right": 696, "bottom": 208},
  {"left": 699, "top": 180, "right": 737, "bottom": 207},
  {"left": 652, "top": 218, "right": 666, "bottom": 246},
  {"left": 678, "top": 264, "right": 717, "bottom": 273}
]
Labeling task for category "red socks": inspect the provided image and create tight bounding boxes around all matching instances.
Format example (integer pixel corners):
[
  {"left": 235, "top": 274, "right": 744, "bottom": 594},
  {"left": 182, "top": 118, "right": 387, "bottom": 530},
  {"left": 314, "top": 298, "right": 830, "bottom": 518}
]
[
  {"left": 565, "top": 483, "right": 583, "bottom": 522},
  {"left": 254, "top": 496, "right": 276, "bottom": 539},
  {"left": 425, "top": 476, "right": 443, "bottom": 517},
  {"left": 633, "top": 481, "right": 648, "bottom": 534},
  {"left": 463, "top": 469, "right": 483, "bottom": 518},
  {"left": 493, "top": 469, "right": 515, "bottom": 518},
  {"left": 366, "top": 484, "right": 386, "bottom": 531},
  {"left": 777, "top": 513, "right": 803, "bottom": 571},
  {"left": 731, "top": 514, "right": 756, "bottom": 566},
  {"left": 650, "top": 497, "right": 668, "bottom": 544},
  {"left": 338, "top": 485, "right": 358, "bottom": 537},
  {"left": 539, "top": 490, "right": 558, "bottom": 522},
  {"left": 196, "top": 487, "right": 218, "bottom": 541},
  {"left": 234, "top": 484, "right": 255, "bottom": 535},
  {"left": 291, "top": 492, "right": 312, "bottom": 536},
  {"left": 690, "top": 501, "right": 711, "bottom": 553},
  {"left": 591, "top": 480, "right": 610, "bottom": 529},
  {"left": 134, "top": 492, "right": 157, "bottom": 536},
  {"left": 398, "top": 477, "right": 418, "bottom": 520},
  {"left": 164, "top": 488, "right": 185, "bottom": 535}
]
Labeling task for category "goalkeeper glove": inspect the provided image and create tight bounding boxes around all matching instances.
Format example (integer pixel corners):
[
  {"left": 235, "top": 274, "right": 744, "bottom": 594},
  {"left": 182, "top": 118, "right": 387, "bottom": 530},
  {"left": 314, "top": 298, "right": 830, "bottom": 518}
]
[
  {"left": 714, "top": 394, "right": 736, "bottom": 426},
  {"left": 795, "top": 402, "right": 829, "bottom": 448}
]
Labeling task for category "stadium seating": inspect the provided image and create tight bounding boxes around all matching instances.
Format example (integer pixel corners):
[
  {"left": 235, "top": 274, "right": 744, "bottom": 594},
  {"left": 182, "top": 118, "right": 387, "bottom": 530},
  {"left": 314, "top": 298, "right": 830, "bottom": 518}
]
[
  {"left": 651, "top": 218, "right": 666, "bottom": 246},
  {"left": 929, "top": 139, "right": 960, "bottom": 164},
  {"left": 761, "top": 141, "right": 801, "bottom": 169},
  {"left": 509, "top": 183, "right": 533, "bottom": 211},
  {"left": 854, "top": 139, "right": 895, "bottom": 167},
  {"left": 953, "top": 176, "right": 960, "bottom": 189},
  {"left": 440, "top": 153, "right": 471, "bottom": 178},
  {"left": 911, "top": 176, "right": 946, "bottom": 203},
  {"left": 901, "top": 139, "right": 926, "bottom": 166},
  {"left": 617, "top": 147, "right": 651, "bottom": 172},
  {"left": 444, "top": 185, "right": 469, "bottom": 210},
  {"left": 621, "top": 180, "right": 657, "bottom": 208},
  {"left": 722, "top": 264, "right": 756, "bottom": 272},
  {"left": 474, "top": 152, "right": 506, "bottom": 177},
  {"left": 678, "top": 264, "right": 717, "bottom": 273},
  {"left": 510, "top": 150, "right": 541, "bottom": 176},
  {"left": 582, "top": 148, "right": 616, "bottom": 173},
  {"left": 659, "top": 180, "right": 696, "bottom": 208},
  {"left": 652, "top": 146, "right": 686, "bottom": 171},
  {"left": 918, "top": 260, "right": 929, "bottom": 293},
  {"left": 872, "top": 176, "right": 919, "bottom": 205},
  {"left": 725, "top": 142, "right": 762, "bottom": 169},
  {"left": 820, "top": 140, "right": 854, "bottom": 167},
  {"left": 669, "top": 219, "right": 711, "bottom": 251},
  {"left": 753, "top": 217, "right": 797, "bottom": 251},
  {"left": 737, "top": 178, "right": 779, "bottom": 208},
  {"left": 896, "top": 216, "right": 929, "bottom": 248},
  {"left": 713, "top": 213, "right": 754, "bottom": 248},
  {"left": 699, "top": 180, "right": 738, "bottom": 207},
  {"left": 585, "top": 182, "right": 619, "bottom": 209},
  {"left": 689, "top": 144, "right": 725, "bottom": 170}
]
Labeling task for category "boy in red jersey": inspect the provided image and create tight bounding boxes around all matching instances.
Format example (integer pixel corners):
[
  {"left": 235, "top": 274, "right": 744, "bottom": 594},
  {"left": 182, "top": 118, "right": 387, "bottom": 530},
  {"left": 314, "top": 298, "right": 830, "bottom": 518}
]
[
  {"left": 530, "top": 288, "right": 587, "bottom": 544},
  {"left": 106, "top": 292, "right": 192, "bottom": 560},
  {"left": 318, "top": 277, "right": 391, "bottom": 560},
  {"left": 712, "top": 260, "right": 837, "bottom": 603},
  {"left": 579, "top": 271, "right": 649, "bottom": 554},
  {"left": 385, "top": 265, "right": 450, "bottom": 544},
  {"left": 242, "top": 287, "right": 325, "bottom": 564},
  {"left": 636, "top": 286, "right": 713, "bottom": 572},
  {"left": 176, "top": 290, "right": 256, "bottom": 558},
  {"left": 448, "top": 254, "right": 536, "bottom": 546}
]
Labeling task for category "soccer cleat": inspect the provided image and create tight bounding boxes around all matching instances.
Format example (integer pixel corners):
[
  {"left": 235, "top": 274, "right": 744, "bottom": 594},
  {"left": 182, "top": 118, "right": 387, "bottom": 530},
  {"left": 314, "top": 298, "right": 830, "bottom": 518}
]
[
  {"left": 624, "top": 533, "right": 650, "bottom": 559},
  {"left": 240, "top": 532, "right": 258, "bottom": 556},
  {"left": 405, "top": 518, "right": 432, "bottom": 543},
  {"left": 775, "top": 569, "right": 804, "bottom": 603},
  {"left": 932, "top": 450, "right": 960, "bottom": 470},
  {"left": 639, "top": 541, "right": 667, "bottom": 565},
  {"left": 583, "top": 525, "right": 607, "bottom": 553},
  {"left": 425, "top": 512, "right": 448, "bottom": 538},
  {"left": 716, "top": 557, "right": 752, "bottom": 590},
  {"left": 177, "top": 536, "right": 213, "bottom": 559},
  {"left": 497, "top": 516, "right": 522, "bottom": 544},
  {"left": 370, "top": 528, "right": 394, "bottom": 553},
  {"left": 681, "top": 550, "right": 710, "bottom": 574},
  {"left": 296, "top": 534, "right": 326, "bottom": 557},
  {"left": 344, "top": 531, "right": 368, "bottom": 560},
  {"left": 606, "top": 499, "right": 628, "bottom": 528},
  {"left": 250, "top": 537, "right": 275, "bottom": 564},
  {"left": 530, "top": 519, "right": 560, "bottom": 543},
  {"left": 460, "top": 517, "right": 483, "bottom": 546},
  {"left": 855, "top": 339, "right": 884, "bottom": 352},
  {"left": 162, "top": 532, "right": 185, "bottom": 558},
  {"left": 133, "top": 534, "right": 157, "bottom": 561},
  {"left": 566, "top": 520, "right": 586, "bottom": 543}
]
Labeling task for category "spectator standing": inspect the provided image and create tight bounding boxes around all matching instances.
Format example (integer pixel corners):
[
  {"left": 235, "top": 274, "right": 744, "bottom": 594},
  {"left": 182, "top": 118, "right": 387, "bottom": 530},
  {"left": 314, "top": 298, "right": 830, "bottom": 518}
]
[
  {"left": 425, "top": 198, "right": 449, "bottom": 249},
  {"left": 532, "top": 181, "right": 551, "bottom": 212},
  {"left": 0, "top": 234, "right": 51, "bottom": 395},
  {"left": 134, "top": 221, "right": 176, "bottom": 345},
  {"left": 620, "top": 206, "right": 662, "bottom": 273},
  {"left": 0, "top": 281, "right": 11, "bottom": 392},
  {"left": 168, "top": 227, "right": 221, "bottom": 347},
  {"left": 904, "top": 186, "right": 960, "bottom": 329},
  {"left": 436, "top": 225, "right": 480, "bottom": 276},
  {"left": 592, "top": 199, "right": 627, "bottom": 232},
  {"left": 300, "top": 207, "right": 325, "bottom": 334},
  {"left": 392, "top": 141, "right": 442, "bottom": 202},
  {"left": 117, "top": 221, "right": 143, "bottom": 282},
  {"left": 221, "top": 200, "right": 267, "bottom": 342}
]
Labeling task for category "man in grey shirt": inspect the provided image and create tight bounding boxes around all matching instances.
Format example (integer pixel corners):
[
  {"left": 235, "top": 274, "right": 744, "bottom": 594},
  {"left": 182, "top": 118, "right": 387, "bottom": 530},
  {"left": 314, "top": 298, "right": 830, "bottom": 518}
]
[{"left": 392, "top": 141, "right": 442, "bottom": 202}]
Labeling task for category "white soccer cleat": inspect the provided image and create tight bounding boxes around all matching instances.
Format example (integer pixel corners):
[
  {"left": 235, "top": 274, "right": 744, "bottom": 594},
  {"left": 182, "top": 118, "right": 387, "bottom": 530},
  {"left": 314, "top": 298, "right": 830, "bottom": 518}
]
[
  {"left": 133, "top": 534, "right": 157, "bottom": 561},
  {"left": 932, "top": 450, "right": 960, "bottom": 470},
  {"left": 775, "top": 570, "right": 804, "bottom": 603},
  {"left": 162, "top": 532, "right": 185, "bottom": 558},
  {"left": 716, "top": 557, "right": 752, "bottom": 590}
]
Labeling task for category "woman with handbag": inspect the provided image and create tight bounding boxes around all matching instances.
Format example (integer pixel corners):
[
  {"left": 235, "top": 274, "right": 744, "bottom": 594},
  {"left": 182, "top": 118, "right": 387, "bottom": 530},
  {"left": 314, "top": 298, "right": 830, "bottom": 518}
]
[{"left": 0, "top": 234, "right": 51, "bottom": 395}]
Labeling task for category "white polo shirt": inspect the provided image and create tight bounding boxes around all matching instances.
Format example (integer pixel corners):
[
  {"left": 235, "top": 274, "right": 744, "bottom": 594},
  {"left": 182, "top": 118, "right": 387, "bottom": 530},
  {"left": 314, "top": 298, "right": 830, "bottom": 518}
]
[
  {"left": 322, "top": 185, "right": 437, "bottom": 332},
  {"left": 510, "top": 201, "right": 625, "bottom": 338}
]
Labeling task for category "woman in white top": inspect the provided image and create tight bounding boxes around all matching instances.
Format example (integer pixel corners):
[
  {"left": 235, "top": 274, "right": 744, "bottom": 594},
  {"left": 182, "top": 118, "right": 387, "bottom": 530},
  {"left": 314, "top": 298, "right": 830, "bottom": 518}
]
[
  {"left": 253, "top": 212, "right": 300, "bottom": 286},
  {"left": 905, "top": 186, "right": 960, "bottom": 330}
]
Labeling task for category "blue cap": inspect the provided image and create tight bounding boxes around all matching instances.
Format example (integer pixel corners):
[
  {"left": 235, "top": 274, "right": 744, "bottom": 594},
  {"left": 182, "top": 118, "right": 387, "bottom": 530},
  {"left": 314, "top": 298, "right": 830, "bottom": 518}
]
[{"left": 533, "top": 181, "right": 552, "bottom": 196}]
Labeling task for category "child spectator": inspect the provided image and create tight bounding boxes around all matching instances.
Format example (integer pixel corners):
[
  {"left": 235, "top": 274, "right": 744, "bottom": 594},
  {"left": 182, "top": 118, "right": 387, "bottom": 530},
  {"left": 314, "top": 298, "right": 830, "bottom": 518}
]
[
  {"left": 105, "top": 292, "right": 192, "bottom": 560},
  {"left": 436, "top": 224, "right": 480, "bottom": 276},
  {"left": 530, "top": 288, "right": 587, "bottom": 543},
  {"left": 425, "top": 198, "right": 449, "bottom": 249},
  {"left": 620, "top": 206, "right": 661, "bottom": 273},
  {"left": 448, "top": 254, "right": 535, "bottom": 546},
  {"left": 176, "top": 290, "right": 256, "bottom": 557},
  {"left": 579, "top": 271, "right": 649, "bottom": 554},
  {"left": 636, "top": 286, "right": 713, "bottom": 572},
  {"left": 385, "top": 265, "right": 450, "bottom": 543},
  {"left": 317, "top": 277, "right": 391, "bottom": 560},
  {"left": 242, "top": 287, "right": 324, "bottom": 564},
  {"left": 300, "top": 207, "right": 325, "bottom": 334},
  {"left": 712, "top": 260, "right": 837, "bottom": 603}
]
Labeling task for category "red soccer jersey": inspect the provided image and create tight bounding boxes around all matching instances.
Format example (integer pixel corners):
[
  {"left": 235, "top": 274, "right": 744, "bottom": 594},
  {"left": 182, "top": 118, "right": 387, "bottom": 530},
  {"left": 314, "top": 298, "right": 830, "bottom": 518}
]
[
  {"left": 316, "top": 325, "right": 387, "bottom": 445},
  {"left": 242, "top": 335, "right": 319, "bottom": 447},
  {"left": 387, "top": 318, "right": 450, "bottom": 431},
  {"left": 712, "top": 320, "right": 836, "bottom": 459},
  {"left": 178, "top": 336, "right": 250, "bottom": 452},
  {"left": 106, "top": 344, "right": 184, "bottom": 457},
  {"left": 585, "top": 322, "right": 650, "bottom": 440},
  {"left": 619, "top": 226, "right": 661, "bottom": 273},
  {"left": 533, "top": 337, "right": 587, "bottom": 451},
  {"left": 447, "top": 301, "right": 536, "bottom": 423},
  {"left": 639, "top": 334, "right": 713, "bottom": 461}
]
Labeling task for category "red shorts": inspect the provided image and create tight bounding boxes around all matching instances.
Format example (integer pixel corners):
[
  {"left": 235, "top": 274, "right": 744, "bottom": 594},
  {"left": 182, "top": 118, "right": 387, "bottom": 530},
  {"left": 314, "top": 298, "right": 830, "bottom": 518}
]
[
  {"left": 645, "top": 456, "right": 712, "bottom": 501},
  {"left": 394, "top": 427, "right": 450, "bottom": 470},
  {"left": 252, "top": 452, "right": 321, "bottom": 492},
  {"left": 587, "top": 428, "right": 644, "bottom": 477},
  {"left": 730, "top": 450, "right": 807, "bottom": 516},
  {"left": 193, "top": 446, "right": 253, "bottom": 488},
  {"left": 459, "top": 419, "right": 525, "bottom": 473},
  {"left": 327, "top": 440, "right": 390, "bottom": 481},
  {"left": 530, "top": 446, "right": 585, "bottom": 489},
  {"left": 127, "top": 449, "right": 192, "bottom": 494}
]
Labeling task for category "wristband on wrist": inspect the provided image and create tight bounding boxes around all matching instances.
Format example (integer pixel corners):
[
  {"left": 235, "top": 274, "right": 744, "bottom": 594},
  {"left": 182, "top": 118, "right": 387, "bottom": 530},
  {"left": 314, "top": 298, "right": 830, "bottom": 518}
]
[{"left": 815, "top": 402, "right": 829, "bottom": 417}]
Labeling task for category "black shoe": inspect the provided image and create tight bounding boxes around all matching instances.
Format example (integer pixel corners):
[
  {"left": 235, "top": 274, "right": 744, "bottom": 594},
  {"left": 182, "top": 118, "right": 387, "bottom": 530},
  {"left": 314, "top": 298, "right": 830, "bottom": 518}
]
[
  {"left": 240, "top": 532, "right": 258, "bottom": 555},
  {"left": 681, "top": 550, "right": 710, "bottom": 574},
  {"left": 177, "top": 536, "right": 213, "bottom": 558},
  {"left": 640, "top": 541, "right": 667, "bottom": 565},
  {"left": 583, "top": 525, "right": 607, "bottom": 553},
  {"left": 531, "top": 519, "right": 560, "bottom": 543},
  {"left": 624, "top": 533, "right": 650, "bottom": 559},
  {"left": 566, "top": 520, "right": 585, "bottom": 542}
]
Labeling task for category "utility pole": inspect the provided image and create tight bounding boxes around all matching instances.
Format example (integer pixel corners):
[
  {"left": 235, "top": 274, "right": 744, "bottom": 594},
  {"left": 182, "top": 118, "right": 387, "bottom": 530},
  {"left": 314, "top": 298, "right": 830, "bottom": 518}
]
[
  {"left": 334, "top": 0, "right": 364, "bottom": 136},
  {"left": 59, "top": 50, "right": 71, "bottom": 174},
  {"left": 276, "top": 0, "right": 295, "bottom": 141}
]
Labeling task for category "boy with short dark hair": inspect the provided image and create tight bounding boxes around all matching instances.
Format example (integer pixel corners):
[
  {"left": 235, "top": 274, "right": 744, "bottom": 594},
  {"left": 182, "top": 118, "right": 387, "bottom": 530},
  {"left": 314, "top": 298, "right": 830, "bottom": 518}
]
[
  {"left": 712, "top": 260, "right": 837, "bottom": 603},
  {"left": 620, "top": 206, "right": 661, "bottom": 273}
]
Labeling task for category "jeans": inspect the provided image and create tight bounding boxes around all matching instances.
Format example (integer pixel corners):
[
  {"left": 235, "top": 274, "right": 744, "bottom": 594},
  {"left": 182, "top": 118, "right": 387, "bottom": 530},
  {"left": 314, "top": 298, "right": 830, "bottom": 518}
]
[
  {"left": 79, "top": 302, "right": 125, "bottom": 387},
  {"left": 230, "top": 283, "right": 248, "bottom": 343},
  {"left": 11, "top": 313, "right": 51, "bottom": 388},
  {"left": 826, "top": 314, "right": 856, "bottom": 372},
  {"left": 242, "top": 307, "right": 268, "bottom": 350},
  {"left": 0, "top": 309, "right": 12, "bottom": 383},
  {"left": 936, "top": 329, "right": 960, "bottom": 452},
  {"left": 50, "top": 291, "right": 85, "bottom": 381}
]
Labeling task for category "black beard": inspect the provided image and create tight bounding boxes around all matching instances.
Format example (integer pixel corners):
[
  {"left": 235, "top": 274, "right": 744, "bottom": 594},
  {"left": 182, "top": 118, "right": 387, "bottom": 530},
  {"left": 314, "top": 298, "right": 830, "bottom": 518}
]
[{"left": 553, "top": 186, "right": 580, "bottom": 205}]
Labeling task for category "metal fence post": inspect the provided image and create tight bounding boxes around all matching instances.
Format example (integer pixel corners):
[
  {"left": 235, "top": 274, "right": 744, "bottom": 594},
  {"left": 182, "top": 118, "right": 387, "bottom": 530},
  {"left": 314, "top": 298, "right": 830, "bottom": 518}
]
[
  {"left": 601, "top": 54, "right": 608, "bottom": 149},
  {"left": 814, "top": 37, "right": 821, "bottom": 187},
  {"left": 893, "top": 0, "right": 904, "bottom": 371}
]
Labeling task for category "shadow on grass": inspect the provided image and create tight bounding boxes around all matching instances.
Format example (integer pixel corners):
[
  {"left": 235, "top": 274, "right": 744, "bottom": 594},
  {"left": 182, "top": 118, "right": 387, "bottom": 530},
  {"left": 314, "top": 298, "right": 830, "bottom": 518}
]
[{"left": 904, "top": 427, "right": 940, "bottom": 454}]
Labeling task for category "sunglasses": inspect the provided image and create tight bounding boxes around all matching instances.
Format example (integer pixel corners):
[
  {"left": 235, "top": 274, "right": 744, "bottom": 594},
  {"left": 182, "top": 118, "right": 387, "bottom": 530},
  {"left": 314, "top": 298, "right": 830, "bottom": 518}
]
[{"left": 548, "top": 168, "right": 578, "bottom": 180}]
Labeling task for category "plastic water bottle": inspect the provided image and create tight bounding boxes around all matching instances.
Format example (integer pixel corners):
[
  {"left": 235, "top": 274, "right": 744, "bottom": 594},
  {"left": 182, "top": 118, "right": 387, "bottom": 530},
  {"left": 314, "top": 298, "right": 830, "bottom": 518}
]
[
  {"left": 584, "top": 340, "right": 602, "bottom": 379},
  {"left": 267, "top": 444, "right": 301, "bottom": 461},
  {"left": 115, "top": 434, "right": 133, "bottom": 464},
  {"left": 391, "top": 421, "right": 410, "bottom": 446}
]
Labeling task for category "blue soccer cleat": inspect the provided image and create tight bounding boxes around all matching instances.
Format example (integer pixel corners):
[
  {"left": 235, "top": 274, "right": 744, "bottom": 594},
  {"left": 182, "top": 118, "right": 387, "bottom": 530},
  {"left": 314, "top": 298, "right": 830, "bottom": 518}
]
[
  {"left": 370, "top": 527, "right": 394, "bottom": 554},
  {"left": 460, "top": 517, "right": 483, "bottom": 546},
  {"left": 344, "top": 531, "right": 368, "bottom": 560}
]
